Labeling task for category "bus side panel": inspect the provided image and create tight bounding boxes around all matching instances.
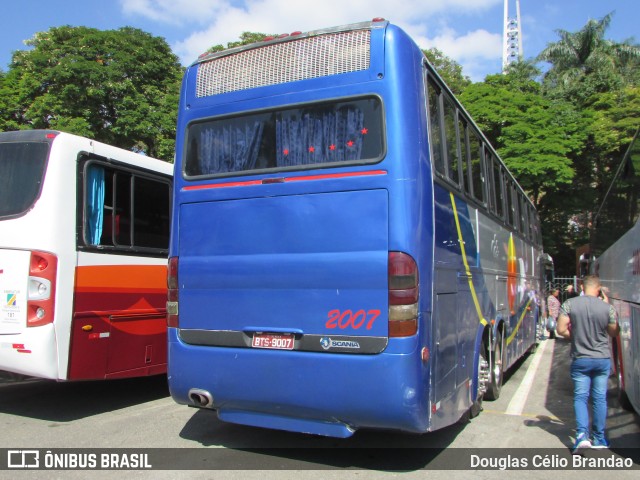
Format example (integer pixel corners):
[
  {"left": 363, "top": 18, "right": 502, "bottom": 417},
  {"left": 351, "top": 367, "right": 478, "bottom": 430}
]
[
  {"left": 68, "top": 263, "right": 167, "bottom": 380},
  {"left": 627, "top": 305, "right": 640, "bottom": 413}
]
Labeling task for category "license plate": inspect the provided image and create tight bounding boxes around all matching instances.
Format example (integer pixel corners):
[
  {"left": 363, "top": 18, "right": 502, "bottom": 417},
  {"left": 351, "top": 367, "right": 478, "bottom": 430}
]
[{"left": 252, "top": 333, "right": 295, "bottom": 350}]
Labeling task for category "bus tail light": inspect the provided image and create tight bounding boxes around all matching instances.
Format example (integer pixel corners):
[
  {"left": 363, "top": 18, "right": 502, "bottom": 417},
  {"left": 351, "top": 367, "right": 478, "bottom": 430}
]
[
  {"left": 167, "top": 257, "right": 179, "bottom": 328},
  {"left": 388, "top": 252, "right": 418, "bottom": 337},
  {"left": 27, "top": 251, "right": 57, "bottom": 327}
]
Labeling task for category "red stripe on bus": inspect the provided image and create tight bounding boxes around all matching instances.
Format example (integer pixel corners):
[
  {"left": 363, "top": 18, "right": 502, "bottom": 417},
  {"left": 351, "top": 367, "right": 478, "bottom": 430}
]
[
  {"left": 182, "top": 170, "right": 387, "bottom": 191},
  {"left": 184, "top": 179, "right": 263, "bottom": 190},
  {"left": 286, "top": 170, "right": 387, "bottom": 182}
]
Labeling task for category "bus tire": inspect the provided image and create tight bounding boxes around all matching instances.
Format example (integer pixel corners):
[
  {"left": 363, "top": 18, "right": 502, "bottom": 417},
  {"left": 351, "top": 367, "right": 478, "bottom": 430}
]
[
  {"left": 469, "top": 336, "right": 490, "bottom": 419},
  {"left": 484, "top": 330, "right": 504, "bottom": 401}
]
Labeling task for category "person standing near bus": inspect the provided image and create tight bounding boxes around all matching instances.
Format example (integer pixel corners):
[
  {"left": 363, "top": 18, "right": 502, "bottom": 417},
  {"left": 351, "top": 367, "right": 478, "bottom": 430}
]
[
  {"left": 556, "top": 275, "right": 619, "bottom": 453},
  {"left": 546, "top": 288, "right": 561, "bottom": 339},
  {"left": 565, "top": 284, "right": 579, "bottom": 299}
]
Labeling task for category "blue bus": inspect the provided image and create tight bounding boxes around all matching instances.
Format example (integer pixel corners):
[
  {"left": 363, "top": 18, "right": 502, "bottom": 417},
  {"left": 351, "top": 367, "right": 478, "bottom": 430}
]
[
  {"left": 167, "top": 19, "right": 544, "bottom": 437},
  {"left": 591, "top": 127, "right": 640, "bottom": 415}
]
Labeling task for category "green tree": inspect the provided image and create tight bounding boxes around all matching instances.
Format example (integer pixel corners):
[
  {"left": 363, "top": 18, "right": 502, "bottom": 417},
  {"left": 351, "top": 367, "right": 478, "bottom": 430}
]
[
  {"left": 0, "top": 26, "right": 183, "bottom": 161},
  {"left": 459, "top": 69, "right": 590, "bottom": 271},
  {"left": 533, "top": 12, "right": 640, "bottom": 274},
  {"left": 537, "top": 12, "right": 640, "bottom": 107},
  {"left": 586, "top": 85, "right": 640, "bottom": 243},
  {"left": 459, "top": 71, "right": 586, "bottom": 207},
  {"left": 423, "top": 48, "right": 471, "bottom": 95},
  {"left": 206, "top": 31, "right": 277, "bottom": 54}
]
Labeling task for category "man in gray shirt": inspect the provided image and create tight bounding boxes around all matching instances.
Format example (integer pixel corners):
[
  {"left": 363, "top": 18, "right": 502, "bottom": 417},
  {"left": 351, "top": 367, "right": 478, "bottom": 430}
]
[{"left": 557, "top": 275, "right": 619, "bottom": 453}]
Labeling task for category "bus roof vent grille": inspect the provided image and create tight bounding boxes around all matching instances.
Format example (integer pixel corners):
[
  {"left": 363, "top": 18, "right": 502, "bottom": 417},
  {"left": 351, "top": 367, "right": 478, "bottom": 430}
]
[{"left": 195, "top": 29, "right": 371, "bottom": 97}]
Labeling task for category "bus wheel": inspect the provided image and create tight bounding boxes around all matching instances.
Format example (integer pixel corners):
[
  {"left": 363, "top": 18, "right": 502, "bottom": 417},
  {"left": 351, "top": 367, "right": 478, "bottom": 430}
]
[
  {"left": 471, "top": 338, "right": 490, "bottom": 418},
  {"left": 484, "top": 331, "right": 504, "bottom": 401},
  {"left": 616, "top": 354, "right": 633, "bottom": 411}
]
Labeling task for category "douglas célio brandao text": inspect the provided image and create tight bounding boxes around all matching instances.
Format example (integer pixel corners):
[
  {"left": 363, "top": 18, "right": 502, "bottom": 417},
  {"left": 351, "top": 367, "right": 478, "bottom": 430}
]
[{"left": 469, "top": 453, "right": 634, "bottom": 470}]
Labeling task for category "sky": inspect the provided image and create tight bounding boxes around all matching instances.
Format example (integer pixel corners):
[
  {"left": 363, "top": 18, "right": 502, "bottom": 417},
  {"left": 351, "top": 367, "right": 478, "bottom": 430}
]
[{"left": 0, "top": 0, "right": 638, "bottom": 82}]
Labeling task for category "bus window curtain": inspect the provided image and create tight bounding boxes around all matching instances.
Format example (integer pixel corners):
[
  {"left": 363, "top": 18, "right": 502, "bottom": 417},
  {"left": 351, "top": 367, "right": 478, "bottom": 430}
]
[
  {"left": 86, "top": 165, "right": 105, "bottom": 245},
  {"left": 198, "top": 121, "right": 264, "bottom": 174},
  {"left": 276, "top": 106, "right": 365, "bottom": 167}
]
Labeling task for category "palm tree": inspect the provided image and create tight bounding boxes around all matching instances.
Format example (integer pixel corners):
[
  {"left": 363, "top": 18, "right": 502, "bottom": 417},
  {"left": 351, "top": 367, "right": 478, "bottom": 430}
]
[{"left": 537, "top": 12, "right": 640, "bottom": 105}]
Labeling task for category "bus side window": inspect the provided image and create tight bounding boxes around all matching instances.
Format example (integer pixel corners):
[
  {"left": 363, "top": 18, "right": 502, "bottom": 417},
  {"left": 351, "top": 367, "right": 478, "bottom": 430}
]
[
  {"left": 85, "top": 164, "right": 107, "bottom": 246},
  {"left": 485, "top": 147, "right": 496, "bottom": 214},
  {"left": 83, "top": 162, "right": 169, "bottom": 251},
  {"left": 459, "top": 119, "right": 470, "bottom": 196},
  {"left": 427, "top": 78, "right": 445, "bottom": 177},
  {"left": 468, "top": 130, "right": 484, "bottom": 204},
  {"left": 113, "top": 172, "right": 132, "bottom": 246},
  {"left": 493, "top": 161, "right": 505, "bottom": 221},
  {"left": 134, "top": 176, "right": 170, "bottom": 249},
  {"left": 519, "top": 194, "right": 528, "bottom": 235},
  {"left": 508, "top": 182, "right": 519, "bottom": 231},
  {"left": 443, "top": 96, "right": 460, "bottom": 187}
]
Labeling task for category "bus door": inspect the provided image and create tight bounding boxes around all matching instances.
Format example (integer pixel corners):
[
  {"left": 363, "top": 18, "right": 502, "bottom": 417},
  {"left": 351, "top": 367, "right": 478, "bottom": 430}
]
[
  {"left": 433, "top": 268, "right": 458, "bottom": 410},
  {"left": 432, "top": 189, "right": 482, "bottom": 419}
]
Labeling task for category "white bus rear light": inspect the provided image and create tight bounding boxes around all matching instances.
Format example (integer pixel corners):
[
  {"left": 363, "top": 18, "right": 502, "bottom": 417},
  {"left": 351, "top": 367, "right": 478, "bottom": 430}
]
[
  {"left": 389, "top": 303, "right": 418, "bottom": 321},
  {"left": 28, "top": 277, "right": 51, "bottom": 300}
]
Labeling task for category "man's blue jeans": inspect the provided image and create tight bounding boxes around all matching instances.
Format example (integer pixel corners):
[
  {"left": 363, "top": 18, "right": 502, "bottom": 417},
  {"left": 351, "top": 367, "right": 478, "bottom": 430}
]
[{"left": 570, "top": 357, "right": 611, "bottom": 441}]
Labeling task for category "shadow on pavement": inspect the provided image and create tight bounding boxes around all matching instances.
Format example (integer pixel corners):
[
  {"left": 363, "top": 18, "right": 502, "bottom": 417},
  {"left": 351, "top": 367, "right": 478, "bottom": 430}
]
[
  {"left": 178, "top": 408, "right": 467, "bottom": 470},
  {"left": 0, "top": 372, "right": 170, "bottom": 422},
  {"left": 522, "top": 338, "right": 640, "bottom": 463}
]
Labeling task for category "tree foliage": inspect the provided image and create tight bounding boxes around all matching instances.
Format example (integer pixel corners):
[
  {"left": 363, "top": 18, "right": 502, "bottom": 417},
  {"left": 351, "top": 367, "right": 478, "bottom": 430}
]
[
  {"left": 205, "top": 31, "right": 277, "bottom": 54},
  {"left": 459, "top": 69, "right": 585, "bottom": 208},
  {"left": 1, "top": 20, "right": 637, "bottom": 275},
  {"left": 423, "top": 48, "right": 471, "bottom": 95},
  {"left": 0, "top": 26, "right": 183, "bottom": 161},
  {"left": 538, "top": 12, "right": 640, "bottom": 107},
  {"left": 532, "top": 12, "right": 640, "bottom": 274}
]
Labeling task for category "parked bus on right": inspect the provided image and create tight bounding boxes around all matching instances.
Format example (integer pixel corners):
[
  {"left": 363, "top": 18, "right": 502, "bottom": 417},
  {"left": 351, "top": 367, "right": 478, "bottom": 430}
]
[{"left": 590, "top": 127, "right": 640, "bottom": 415}]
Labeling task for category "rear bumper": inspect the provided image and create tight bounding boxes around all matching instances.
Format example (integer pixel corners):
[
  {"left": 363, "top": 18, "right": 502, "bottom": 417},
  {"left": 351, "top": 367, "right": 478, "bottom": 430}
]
[
  {"left": 168, "top": 328, "right": 428, "bottom": 436},
  {"left": 0, "top": 324, "right": 60, "bottom": 379}
]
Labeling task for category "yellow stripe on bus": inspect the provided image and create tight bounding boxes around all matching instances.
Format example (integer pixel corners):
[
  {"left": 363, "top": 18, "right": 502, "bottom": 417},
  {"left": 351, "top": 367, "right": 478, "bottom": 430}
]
[
  {"left": 449, "top": 192, "right": 488, "bottom": 327},
  {"left": 506, "top": 297, "right": 533, "bottom": 346}
]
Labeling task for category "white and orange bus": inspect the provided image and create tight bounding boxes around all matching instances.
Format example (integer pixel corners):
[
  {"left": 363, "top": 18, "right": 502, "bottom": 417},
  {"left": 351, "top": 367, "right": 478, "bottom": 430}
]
[{"left": 0, "top": 130, "right": 172, "bottom": 380}]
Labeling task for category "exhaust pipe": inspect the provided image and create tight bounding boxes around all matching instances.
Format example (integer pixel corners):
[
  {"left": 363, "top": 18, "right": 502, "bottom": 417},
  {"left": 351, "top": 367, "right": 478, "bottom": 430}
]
[{"left": 188, "top": 388, "right": 213, "bottom": 408}]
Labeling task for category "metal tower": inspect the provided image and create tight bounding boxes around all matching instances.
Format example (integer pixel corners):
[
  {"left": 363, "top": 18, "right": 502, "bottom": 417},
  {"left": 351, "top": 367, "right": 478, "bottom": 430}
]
[{"left": 502, "top": 0, "right": 523, "bottom": 71}]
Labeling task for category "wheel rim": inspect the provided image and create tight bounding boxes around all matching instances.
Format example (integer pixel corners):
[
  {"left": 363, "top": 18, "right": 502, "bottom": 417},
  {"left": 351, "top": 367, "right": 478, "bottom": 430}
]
[{"left": 493, "top": 337, "right": 503, "bottom": 384}]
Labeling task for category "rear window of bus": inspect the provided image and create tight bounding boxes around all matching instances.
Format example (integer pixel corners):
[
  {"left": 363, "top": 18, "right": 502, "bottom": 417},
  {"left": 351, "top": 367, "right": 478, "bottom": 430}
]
[
  {"left": 184, "top": 97, "right": 384, "bottom": 178},
  {"left": 0, "top": 142, "right": 49, "bottom": 219}
]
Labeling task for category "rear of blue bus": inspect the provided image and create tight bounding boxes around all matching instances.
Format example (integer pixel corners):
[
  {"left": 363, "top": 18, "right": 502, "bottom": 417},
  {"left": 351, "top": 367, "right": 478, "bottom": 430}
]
[{"left": 168, "top": 20, "right": 435, "bottom": 437}]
